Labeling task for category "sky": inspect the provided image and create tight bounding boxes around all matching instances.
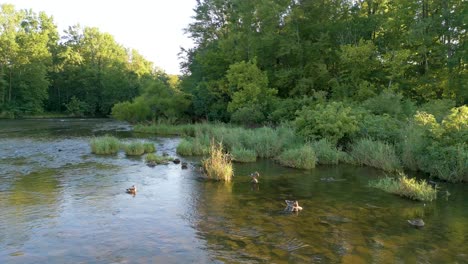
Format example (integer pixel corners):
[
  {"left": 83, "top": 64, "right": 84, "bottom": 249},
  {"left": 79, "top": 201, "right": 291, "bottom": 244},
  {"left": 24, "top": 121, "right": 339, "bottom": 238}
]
[{"left": 9, "top": 0, "right": 196, "bottom": 75}]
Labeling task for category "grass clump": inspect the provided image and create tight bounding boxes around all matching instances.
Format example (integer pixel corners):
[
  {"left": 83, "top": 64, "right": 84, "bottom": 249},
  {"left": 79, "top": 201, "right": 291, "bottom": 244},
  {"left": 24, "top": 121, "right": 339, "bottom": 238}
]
[
  {"left": 202, "top": 142, "right": 233, "bottom": 182},
  {"left": 123, "top": 141, "right": 145, "bottom": 156},
  {"left": 369, "top": 173, "right": 437, "bottom": 202},
  {"left": 231, "top": 147, "right": 257, "bottom": 163},
  {"left": 90, "top": 135, "right": 121, "bottom": 155},
  {"left": 350, "top": 138, "right": 401, "bottom": 172},
  {"left": 276, "top": 145, "right": 317, "bottom": 169},
  {"left": 312, "top": 139, "right": 346, "bottom": 165},
  {"left": 143, "top": 142, "right": 156, "bottom": 153},
  {"left": 145, "top": 153, "right": 173, "bottom": 164}
]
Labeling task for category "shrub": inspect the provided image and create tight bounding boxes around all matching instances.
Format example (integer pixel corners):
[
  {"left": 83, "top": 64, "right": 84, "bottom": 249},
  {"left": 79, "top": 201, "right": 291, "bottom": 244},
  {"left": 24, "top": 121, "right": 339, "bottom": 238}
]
[
  {"left": 312, "top": 139, "right": 346, "bottom": 165},
  {"left": 123, "top": 142, "right": 145, "bottom": 156},
  {"left": 356, "top": 113, "right": 403, "bottom": 143},
  {"left": 230, "top": 105, "right": 266, "bottom": 126},
  {"left": 143, "top": 142, "right": 156, "bottom": 153},
  {"left": 419, "top": 99, "right": 456, "bottom": 122},
  {"left": 231, "top": 147, "right": 257, "bottom": 163},
  {"left": 276, "top": 145, "right": 317, "bottom": 169},
  {"left": 350, "top": 138, "right": 401, "bottom": 172},
  {"left": 145, "top": 153, "right": 173, "bottom": 164},
  {"left": 369, "top": 173, "right": 437, "bottom": 202},
  {"left": 202, "top": 142, "right": 233, "bottom": 181},
  {"left": 90, "top": 135, "right": 120, "bottom": 155},
  {"left": 294, "top": 102, "right": 359, "bottom": 144}
]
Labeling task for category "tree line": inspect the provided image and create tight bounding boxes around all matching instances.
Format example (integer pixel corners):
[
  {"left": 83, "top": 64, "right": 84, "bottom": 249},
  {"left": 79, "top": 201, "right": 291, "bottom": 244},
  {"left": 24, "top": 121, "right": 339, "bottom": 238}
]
[{"left": 0, "top": 4, "right": 176, "bottom": 118}]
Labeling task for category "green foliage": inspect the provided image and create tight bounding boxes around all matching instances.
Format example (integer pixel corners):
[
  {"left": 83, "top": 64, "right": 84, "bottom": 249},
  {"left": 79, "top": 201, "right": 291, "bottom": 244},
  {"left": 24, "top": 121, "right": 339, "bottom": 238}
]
[
  {"left": 230, "top": 105, "right": 266, "bottom": 126},
  {"left": 419, "top": 99, "right": 456, "bottom": 122},
  {"left": 350, "top": 138, "right": 401, "bottom": 172},
  {"left": 356, "top": 113, "right": 403, "bottom": 143},
  {"left": 145, "top": 153, "right": 172, "bottom": 164},
  {"left": 362, "top": 90, "right": 408, "bottom": 117},
  {"left": 176, "top": 139, "right": 194, "bottom": 156},
  {"left": 277, "top": 145, "right": 317, "bottom": 170},
  {"left": 111, "top": 99, "right": 151, "bottom": 123},
  {"left": 231, "top": 147, "right": 257, "bottom": 163},
  {"left": 312, "top": 139, "right": 346, "bottom": 165},
  {"left": 123, "top": 141, "right": 145, "bottom": 156},
  {"left": 143, "top": 143, "right": 155, "bottom": 153},
  {"left": 202, "top": 142, "right": 233, "bottom": 182},
  {"left": 295, "top": 102, "right": 359, "bottom": 144},
  {"left": 64, "top": 96, "right": 89, "bottom": 117},
  {"left": 369, "top": 173, "right": 437, "bottom": 202},
  {"left": 90, "top": 135, "right": 120, "bottom": 155},
  {"left": 176, "top": 136, "right": 210, "bottom": 156}
]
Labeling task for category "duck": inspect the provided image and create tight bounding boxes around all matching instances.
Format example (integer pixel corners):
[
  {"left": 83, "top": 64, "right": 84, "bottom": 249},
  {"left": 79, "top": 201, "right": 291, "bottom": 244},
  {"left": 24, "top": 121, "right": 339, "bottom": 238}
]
[
  {"left": 126, "top": 185, "right": 137, "bottom": 194},
  {"left": 181, "top": 162, "right": 188, "bottom": 169},
  {"left": 250, "top": 171, "right": 260, "bottom": 183},
  {"left": 173, "top": 158, "right": 181, "bottom": 164},
  {"left": 285, "top": 200, "right": 303, "bottom": 212},
  {"left": 407, "top": 218, "right": 424, "bottom": 228}
]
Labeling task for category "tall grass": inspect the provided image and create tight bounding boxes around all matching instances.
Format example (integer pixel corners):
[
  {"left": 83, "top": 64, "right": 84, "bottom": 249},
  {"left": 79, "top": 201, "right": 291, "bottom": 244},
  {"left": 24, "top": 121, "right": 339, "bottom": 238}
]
[
  {"left": 202, "top": 142, "right": 233, "bottom": 181},
  {"left": 369, "top": 173, "right": 437, "bottom": 202},
  {"left": 143, "top": 142, "right": 156, "bottom": 153},
  {"left": 90, "top": 135, "right": 121, "bottom": 155},
  {"left": 276, "top": 145, "right": 317, "bottom": 169},
  {"left": 350, "top": 138, "right": 401, "bottom": 172},
  {"left": 312, "top": 139, "right": 346, "bottom": 165},
  {"left": 123, "top": 141, "right": 145, "bottom": 156},
  {"left": 231, "top": 147, "right": 257, "bottom": 163}
]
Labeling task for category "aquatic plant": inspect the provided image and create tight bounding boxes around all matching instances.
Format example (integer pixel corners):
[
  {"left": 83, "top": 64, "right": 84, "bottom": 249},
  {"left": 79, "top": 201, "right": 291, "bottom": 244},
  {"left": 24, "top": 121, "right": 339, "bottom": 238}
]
[
  {"left": 90, "top": 135, "right": 121, "bottom": 155},
  {"left": 350, "top": 138, "right": 401, "bottom": 172},
  {"left": 276, "top": 145, "right": 317, "bottom": 169},
  {"left": 145, "top": 153, "right": 173, "bottom": 164},
  {"left": 123, "top": 141, "right": 145, "bottom": 156},
  {"left": 369, "top": 173, "right": 437, "bottom": 202},
  {"left": 231, "top": 147, "right": 257, "bottom": 163},
  {"left": 202, "top": 141, "right": 233, "bottom": 182},
  {"left": 143, "top": 142, "right": 156, "bottom": 153}
]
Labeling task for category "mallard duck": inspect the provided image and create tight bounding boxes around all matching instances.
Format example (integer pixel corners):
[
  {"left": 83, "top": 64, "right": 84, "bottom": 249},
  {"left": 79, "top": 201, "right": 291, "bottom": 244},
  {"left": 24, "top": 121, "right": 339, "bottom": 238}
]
[
  {"left": 126, "top": 185, "right": 137, "bottom": 194},
  {"left": 250, "top": 171, "right": 260, "bottom": 183},
  {"left": 285, "top": 200, "right": 303, "bottom": 212},
  {"left": 173, "top": 158, "right": 181, "bottom": 164},
  {"left": 407, "top": 219, "right": 424, "bottom": 228},
  {"left": 181, "top": 162, "right": 188, "bottom": 169}
]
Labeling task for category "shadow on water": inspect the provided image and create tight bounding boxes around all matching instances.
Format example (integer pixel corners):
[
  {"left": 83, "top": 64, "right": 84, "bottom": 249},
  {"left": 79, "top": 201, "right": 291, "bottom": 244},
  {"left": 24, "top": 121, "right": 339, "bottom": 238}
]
[{"left": 0, "top": 119, "right": 467, "bottom": 263}]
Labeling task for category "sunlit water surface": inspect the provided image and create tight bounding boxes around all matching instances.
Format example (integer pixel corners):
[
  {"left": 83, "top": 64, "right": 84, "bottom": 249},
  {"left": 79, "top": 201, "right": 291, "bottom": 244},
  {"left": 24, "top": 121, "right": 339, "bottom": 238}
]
[{"left": 0, "top": 119, "right": 467, "bottom": 263}]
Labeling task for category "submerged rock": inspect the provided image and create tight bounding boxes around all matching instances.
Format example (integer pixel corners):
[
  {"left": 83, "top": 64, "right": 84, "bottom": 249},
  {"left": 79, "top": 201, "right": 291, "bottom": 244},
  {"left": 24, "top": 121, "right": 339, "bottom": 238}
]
[
  {"left": 173, "top": 158, "right": 181, "bottom": 164},
  {"left": 407, "top": 219, "right": 425, "bottom": 228}
]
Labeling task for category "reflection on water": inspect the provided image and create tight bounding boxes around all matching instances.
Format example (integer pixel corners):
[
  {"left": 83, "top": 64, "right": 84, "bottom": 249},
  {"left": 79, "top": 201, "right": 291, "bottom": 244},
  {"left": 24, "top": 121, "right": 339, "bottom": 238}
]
[{"left": 0, "top": 119, "right": 467, "bottom": 263}]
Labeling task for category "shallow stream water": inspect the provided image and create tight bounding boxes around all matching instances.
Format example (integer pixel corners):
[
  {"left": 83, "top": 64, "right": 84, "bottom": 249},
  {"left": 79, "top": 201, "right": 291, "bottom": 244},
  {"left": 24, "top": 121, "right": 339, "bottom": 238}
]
[{"left": 0, "top": 119, "right": 467, "bottom": 263}]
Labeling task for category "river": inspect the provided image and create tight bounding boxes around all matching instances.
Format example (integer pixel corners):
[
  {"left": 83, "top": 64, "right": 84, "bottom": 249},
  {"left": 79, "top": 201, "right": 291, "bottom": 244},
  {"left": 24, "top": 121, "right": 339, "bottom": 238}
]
[{"left": 0, "top": 119, "right": 467, "bottom": 263}]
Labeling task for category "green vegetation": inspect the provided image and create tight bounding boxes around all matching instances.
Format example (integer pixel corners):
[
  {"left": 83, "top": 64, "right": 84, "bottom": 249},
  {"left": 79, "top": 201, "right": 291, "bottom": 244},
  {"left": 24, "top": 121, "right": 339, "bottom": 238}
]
[
  {"left": 369, "top": 173, "right": 438, "bottom": 202},
  {"left": 143, "top": 143, "right": 156, "bottom": 153},
  {"left": 90, "top": 136, "right": 120, "bottom": 155},
  {"left": 231, "top": 147, "right": 257, "bottom": 163},
  {"left": 123, "top": 142, "right": 145, "bottom": 156},
  {"left": 312, "top": 139, "right": 347, "bottom": 165},
  {"left": 202, "top": 142, "right": 233, "bottom": 182},
  {"left": 276, "top": 145, "right": 317, "bottom": 170},
  {"left": 350, "top": 138, "right": 401, "bottom": 172},
  {"left": 145, "top": 153, "right": 173, "bottom": 164}
]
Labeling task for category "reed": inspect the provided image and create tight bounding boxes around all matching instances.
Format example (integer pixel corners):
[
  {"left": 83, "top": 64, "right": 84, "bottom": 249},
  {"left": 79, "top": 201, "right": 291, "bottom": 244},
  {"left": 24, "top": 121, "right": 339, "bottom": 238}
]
[
  {"left": 145, "top": 153, "right": 173, "bottom": 164},
  {"left": 369, "top": 173, "right": 437, "bottom": 202},
  {"left": 350, "top": 138, "right": 401, "bottom": 172},
  {"left": 202, "top": 141, "right": 233, "bottom": 181},
  {"left": 143, "top": 142, "right": 156, "bottom": 153},
  {"left": 123, "top": 141, "right": 145, "bottom": 156},
  {"left": 276, "top": 145, "right": 317, "bottom": 169},
  {"left": 90, "top": 135, "right": 120, "bottom": 155},
  {"left": 231, "top": 147, "right": 257, "bottom": 163},
  {"left": 312, "top": 139, "right": 345, "bottom": 165}
]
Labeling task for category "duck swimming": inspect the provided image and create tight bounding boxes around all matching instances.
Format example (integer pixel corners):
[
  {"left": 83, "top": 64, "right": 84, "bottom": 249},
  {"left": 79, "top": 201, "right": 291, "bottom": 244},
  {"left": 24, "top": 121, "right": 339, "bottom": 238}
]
[
  {"left": 250, "top": 171, "right": 260, "bottom": 183},
  {"left": 285, "top": 200, "right": 303, "bottom": 212},
  {"left": 126, "top": 185, "right": 137, "bottom": 194}
]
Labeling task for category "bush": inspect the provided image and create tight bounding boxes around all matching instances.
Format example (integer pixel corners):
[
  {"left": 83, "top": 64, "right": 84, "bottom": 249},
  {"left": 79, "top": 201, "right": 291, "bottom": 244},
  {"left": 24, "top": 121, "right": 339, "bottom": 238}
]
[
  {"left": 419, "top": 99, "right": 456, "bottom": 122},
  {"left": 276, "top": 145, "right": 317, "bottom": 169},
  {"left": 143, "top": 142, "right": 156, "bottom": 153},
  {"left": 231, "top": 147, "right": 257, "bottom": 162},
  {"left": 123, "top": 142, "right": 145, "bottom": 156},
  {"left": 350, "top": 138, "right": 401, "bottom": 172},
  {"left": 312, "top": 139, "right": 346, "bottom": 165},
  {"left": 294, "top": 102, "right": 359, "bottom": 144},
  {"left": 202, "top": 142, "right": 233, "bottom": 181},
  {"left": 230, "top": 105, "right": 266, "bottom": 126},
  {"left": 369, "top": 173, "right": 437, "bottom": 202},
  {"left": 65, "top": 96, "right": 89, "bottom": 117},
  {"left": 356, "top": 113, "right": 403, "bottom": 143},
  {"left": 90, "top": 135, "right": 120, "bottom": 155}
]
